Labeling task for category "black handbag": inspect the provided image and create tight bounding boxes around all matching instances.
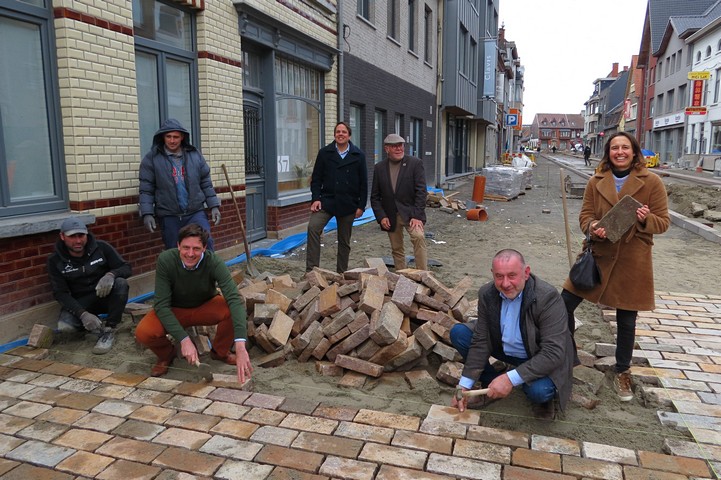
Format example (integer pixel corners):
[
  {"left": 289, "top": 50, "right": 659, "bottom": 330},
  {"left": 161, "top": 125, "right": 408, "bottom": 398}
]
[{"left": 569, "top": 232, "right": 601, "bottom": 290}]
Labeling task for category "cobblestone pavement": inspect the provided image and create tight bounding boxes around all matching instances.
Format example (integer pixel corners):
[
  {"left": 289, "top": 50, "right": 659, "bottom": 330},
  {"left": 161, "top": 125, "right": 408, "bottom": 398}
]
[{"left": 0, "top": 292, "right": 719, "bottom": 479}]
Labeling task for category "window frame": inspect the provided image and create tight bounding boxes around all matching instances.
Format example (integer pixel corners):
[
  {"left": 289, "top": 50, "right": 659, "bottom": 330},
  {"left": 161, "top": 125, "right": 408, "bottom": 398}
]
[
  {"left": 423, "top": 5, "right": 433, "bottom": 64},
  {"left": 0, "top": 1, "right": 67, "bottom": 217},
  {"left": 133, "top": 0, "right": 200, "bottom": 154}
]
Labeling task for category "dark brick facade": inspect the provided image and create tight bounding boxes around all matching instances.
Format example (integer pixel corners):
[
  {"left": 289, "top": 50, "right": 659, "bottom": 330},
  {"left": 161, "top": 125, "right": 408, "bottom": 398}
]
[{"left": 343, "top": 55, "right": 436, "bottom": 187}]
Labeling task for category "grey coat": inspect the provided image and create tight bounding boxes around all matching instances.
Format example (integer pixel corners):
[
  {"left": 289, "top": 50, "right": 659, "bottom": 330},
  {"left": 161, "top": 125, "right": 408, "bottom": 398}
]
[
  {"left": 138, "top": 119, "right": 220, "bottom": 218},
  {"left": 462, "top": 274, "right": 575, "bottom": 411}
]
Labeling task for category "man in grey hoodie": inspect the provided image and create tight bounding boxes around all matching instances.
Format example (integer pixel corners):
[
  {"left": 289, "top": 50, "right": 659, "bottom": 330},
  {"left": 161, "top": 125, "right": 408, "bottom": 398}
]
[{"left": 139, "top": 119, "right": 221, "bottom": 250}]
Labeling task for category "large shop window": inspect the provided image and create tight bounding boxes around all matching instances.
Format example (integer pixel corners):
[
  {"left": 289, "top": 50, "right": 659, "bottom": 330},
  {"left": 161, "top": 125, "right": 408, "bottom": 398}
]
[
  {"left": 275, "top": 57, "right": 322, "bottom": 193},
  {"left": 0, "top": 2, "right": 65, "bottom": 218},
  {"left": 133, "top": 0, "right": 196, "bottom": 156}
]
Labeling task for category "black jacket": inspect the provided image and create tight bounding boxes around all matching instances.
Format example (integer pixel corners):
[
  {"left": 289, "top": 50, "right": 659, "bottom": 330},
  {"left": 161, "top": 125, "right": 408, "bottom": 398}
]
[
  {"left": 47, "top": 233, "right": 132, "bottom": 317},
  {"left": 310, "top": 141, "right": 368, "bottom": 217}
]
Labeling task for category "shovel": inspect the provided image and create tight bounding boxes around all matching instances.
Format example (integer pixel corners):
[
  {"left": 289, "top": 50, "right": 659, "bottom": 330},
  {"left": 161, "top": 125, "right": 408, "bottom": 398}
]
[
  {"left": 221, "top": 163, "right": 259, "bottom": 278},
  {"left": 193, "top": 359, "right": 213, "bottom": 382}
]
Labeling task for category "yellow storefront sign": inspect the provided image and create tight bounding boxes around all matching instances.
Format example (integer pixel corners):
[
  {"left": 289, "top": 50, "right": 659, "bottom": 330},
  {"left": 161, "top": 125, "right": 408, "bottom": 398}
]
[{"left": 688, "top": 71, "right": 711, "bottom": 80}]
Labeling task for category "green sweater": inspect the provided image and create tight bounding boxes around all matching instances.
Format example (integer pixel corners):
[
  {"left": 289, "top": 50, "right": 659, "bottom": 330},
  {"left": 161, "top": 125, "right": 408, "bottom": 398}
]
[{"left": 153, "top": 249, "right": 247, "bottom": 342}]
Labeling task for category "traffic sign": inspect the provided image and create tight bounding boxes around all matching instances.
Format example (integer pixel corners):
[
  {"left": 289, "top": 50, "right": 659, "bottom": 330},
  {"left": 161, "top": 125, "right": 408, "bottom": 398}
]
[{"left": 506, "top": 114, "right": 518, "bottom": 126}]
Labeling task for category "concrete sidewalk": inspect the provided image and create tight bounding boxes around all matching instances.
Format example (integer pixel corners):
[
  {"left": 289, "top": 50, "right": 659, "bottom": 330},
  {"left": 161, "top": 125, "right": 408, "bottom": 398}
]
[{"left": 0, "top": 291, "right": 719, "bottom": 478}]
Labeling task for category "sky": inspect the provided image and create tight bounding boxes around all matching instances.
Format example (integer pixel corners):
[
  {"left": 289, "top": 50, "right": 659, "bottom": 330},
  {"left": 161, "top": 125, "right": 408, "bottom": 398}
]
[{"left": 499, "top": 0, "right": 648, "bottom": 123}]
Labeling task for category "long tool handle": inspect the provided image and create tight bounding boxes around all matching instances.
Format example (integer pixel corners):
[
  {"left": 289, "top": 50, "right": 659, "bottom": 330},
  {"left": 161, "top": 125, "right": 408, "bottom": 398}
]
[{"left": 220, "top": 164, "right": 255, "bottom": 274}]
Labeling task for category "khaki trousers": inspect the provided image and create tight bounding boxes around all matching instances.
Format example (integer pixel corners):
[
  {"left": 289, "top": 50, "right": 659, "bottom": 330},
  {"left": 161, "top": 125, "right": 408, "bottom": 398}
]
[{"left": 387, "top": 213, "right": 428, "bottom": 270}]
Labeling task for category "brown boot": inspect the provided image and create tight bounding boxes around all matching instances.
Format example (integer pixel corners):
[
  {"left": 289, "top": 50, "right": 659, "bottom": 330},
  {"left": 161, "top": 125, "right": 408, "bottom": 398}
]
[{"left": 151, "top": 356, "right": 174, "bottom": 377}]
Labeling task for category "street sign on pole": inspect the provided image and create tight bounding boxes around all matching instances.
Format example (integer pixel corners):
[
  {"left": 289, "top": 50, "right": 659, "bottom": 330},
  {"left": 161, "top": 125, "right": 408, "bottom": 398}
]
[{"left": 505, "top": 114, "right": 518, "bottom": 127}]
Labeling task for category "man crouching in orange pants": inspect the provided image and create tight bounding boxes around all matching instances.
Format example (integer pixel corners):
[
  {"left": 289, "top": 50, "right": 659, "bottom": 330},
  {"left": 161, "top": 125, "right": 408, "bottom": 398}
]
[{"left": 136, "top": 223, "right": 252, "bottom": 383}]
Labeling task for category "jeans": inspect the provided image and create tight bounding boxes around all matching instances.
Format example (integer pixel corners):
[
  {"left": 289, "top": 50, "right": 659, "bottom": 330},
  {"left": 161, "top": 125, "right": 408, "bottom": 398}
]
[
  {"left": 387, "top": 213, "right": 428, "bottom": 270},
  {"left": 160, "top": 210, "right": 214, "bottom": 251},
  {"left": 57, "top": 277, "right": 129, "bottom": 330},
  {"left": 449, "top": 322, "right": 556, "bottom": 404},
  {"left": 561, "top": 289, "right": 636, "bottom": 373},
  {"left": 306, "top": 210, "right": 355, "bottom": 273}
]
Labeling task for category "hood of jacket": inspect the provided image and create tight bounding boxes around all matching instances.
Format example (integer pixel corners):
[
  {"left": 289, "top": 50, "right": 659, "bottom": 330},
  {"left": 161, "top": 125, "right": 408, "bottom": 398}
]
[
  {"left": 53, "top": 232, "right": 99, "bottom": 262},
  {"left": 152, "top": 118, "right": 194, "bottom": 153}
]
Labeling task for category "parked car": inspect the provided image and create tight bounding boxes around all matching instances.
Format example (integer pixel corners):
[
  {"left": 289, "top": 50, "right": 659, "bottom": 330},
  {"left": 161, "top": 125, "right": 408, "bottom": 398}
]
[{"left": 642, "top": 149, "right": 659, "bottom": 168}]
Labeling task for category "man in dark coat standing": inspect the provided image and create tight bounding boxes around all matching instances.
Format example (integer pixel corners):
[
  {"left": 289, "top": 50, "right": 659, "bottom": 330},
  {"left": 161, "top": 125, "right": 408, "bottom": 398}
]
[
  {"left": 306, "top": 122, "right": 368, "bottom": 273},
  {"left": 370, "top": 134, "right": 428, "bottom": 270},
  {"left": 583, "top": 145, "right": 592, "bottom": 166}
]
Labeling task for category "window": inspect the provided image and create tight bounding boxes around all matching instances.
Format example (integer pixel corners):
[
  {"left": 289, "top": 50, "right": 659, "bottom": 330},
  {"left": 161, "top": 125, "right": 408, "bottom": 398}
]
[
  {"left": 1, "top": 1, "right": 66, "bottom": 217},
  {"left": 424, "top": 6, "right": 433, "bottom": 63},
  {"left": 408, "top": 0, "right": 417, "bottom": 52},
  {"left": 470, "top": 38, "right": 477, "bottom": 83},
  {"left": 649, "top": 98, "right": 654, "bottom": 117},
  {"left": 387, "top": 0, "right": 399, "bottom": 40},
  {"left": 657, "top": 93, "right": 664, "bottom": 113},
  {"left": 687, "top": 44, "right": 693, "bottom": 65},
  {"left": 409, "top": 118, "right": 422, "bottom": 157},
  {"left": 374, "top": 110, "right": 385, "bottom": 164},
  {"left": 697, "top": 51, "right": 702, "bottom": 62},
  {"left": 560, "top": 130, "right": 570, "bottom": 138},
  {"left": 541, "top": 129, "right": 551, "bottom": 137},
  {"left": 715, "top": 69, "right": 721, "bottom": 104},
  {"left": 666, "top": 90, "right": 674, "bottom": 113},
  {"left": 678, "top": 84, "right": 686, "bottom": 110},
  {"left": 458, "top": 25, "right": 468, "bottom": 76},
  {"left": 711, "top": 124, "right": 721, "bottom": 153},
  {"left": 706, "top": 46, "right": 712, "bottom": 58},
  {"left": 358, "top": 0, "right": 373, "bottom": 21},
  {"left": 676, "top": 50, "right": 682, "bottom": 71},
  {"left": 394, "top": 114, "right": 402, "bottom": 135},
  {"left": 274, "top": 56, "right": 322, "bottom": 193},
  {"left": 670, "top": 54, "right": 676, "bottom": 74},
  {"left": 349, "top": 104, "right": 362, "bottom": 143},
  {"left": 665, "top": 57, "right": 670, "bottom": 76},
  {"left": 134, "top": 0, "right": 197, "bottom": 156},
  {"left": 656, "top": 62, "right": 662, "bottom": 81}
]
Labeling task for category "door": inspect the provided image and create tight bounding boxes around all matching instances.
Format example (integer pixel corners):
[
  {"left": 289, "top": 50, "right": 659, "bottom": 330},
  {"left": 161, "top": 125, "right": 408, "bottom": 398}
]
[{"left": 243, "top": 99, "right": 267, "bottom": 241}]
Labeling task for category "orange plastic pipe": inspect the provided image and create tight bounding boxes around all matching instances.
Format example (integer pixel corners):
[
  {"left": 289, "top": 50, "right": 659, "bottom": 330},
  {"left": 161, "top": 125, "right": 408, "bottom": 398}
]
[
  {"left": 472, "top": 175, "right": 486, "bottom": 203},
  {"left": 466, "top": 208, "right": 488, "bottom": 221}
]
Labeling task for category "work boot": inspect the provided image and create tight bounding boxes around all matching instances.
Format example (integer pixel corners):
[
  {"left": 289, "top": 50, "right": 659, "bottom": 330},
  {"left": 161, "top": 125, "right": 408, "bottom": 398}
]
[
  {"left": 531, "top": 400, "right": 555, "bottom": 420},
  {"left": 92, "top": 328, "right": 115, "bottom": 355},
  {"left": 613, "top": 372, "right": 634, "bottom": 402},
  {"left": 151, "top": 356, "right": 174, "bottom": 377}
]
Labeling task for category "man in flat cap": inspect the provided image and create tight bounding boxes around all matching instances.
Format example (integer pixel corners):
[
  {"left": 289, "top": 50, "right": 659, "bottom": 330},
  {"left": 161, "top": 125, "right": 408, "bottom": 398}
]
[
  {"left": 370, "top": 133, "right": 428, "bottom": 271},
  {"left": 47, "top": 218, "right": 132, "bottom": 354}
]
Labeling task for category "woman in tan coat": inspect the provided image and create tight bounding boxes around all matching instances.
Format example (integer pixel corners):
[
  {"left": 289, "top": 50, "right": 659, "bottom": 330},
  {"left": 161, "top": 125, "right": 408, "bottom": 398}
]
[{"left": 561, "top": 132, "right": 670, "bottom": 402}]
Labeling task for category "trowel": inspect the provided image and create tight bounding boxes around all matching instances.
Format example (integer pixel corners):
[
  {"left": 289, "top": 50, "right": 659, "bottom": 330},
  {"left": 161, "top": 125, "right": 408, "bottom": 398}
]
[{"left": 193, "top": 359, "right": 213, "bottom": 382}]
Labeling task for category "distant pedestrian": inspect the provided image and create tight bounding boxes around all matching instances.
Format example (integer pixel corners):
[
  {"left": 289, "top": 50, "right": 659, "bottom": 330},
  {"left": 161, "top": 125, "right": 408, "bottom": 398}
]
[
  {"left": 371, "top": 134, "right": 428, "bottom": 271},
  {"left": 306, "top": 121, "right": 368, "bottom": 273},
  {"left": 551, "top": 146, "right": 557, "bottom": 154},
  {"left": 583, "top": 145, "right": 592, "bottom": 166},
  {"left": 139, "top": 119, "right": 222, "bottom": 251}
]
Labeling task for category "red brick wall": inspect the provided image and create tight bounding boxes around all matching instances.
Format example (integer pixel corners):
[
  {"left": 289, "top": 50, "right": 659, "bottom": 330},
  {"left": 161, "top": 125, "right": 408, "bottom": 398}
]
[{"left": 0, "top": 197, "right": 313, "bottom": 317}]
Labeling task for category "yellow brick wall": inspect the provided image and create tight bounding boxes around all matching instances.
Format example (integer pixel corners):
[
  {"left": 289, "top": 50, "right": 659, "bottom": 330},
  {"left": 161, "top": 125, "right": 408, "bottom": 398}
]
[
  {"left": 196, "top": 2, "right": 245, "bottom": 191},
  {"left": 53, "top": 0, "right": 139, "bottom": 218}
]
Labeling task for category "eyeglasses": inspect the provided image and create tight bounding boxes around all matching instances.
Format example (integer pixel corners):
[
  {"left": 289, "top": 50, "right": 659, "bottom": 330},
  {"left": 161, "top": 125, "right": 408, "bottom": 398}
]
[{"left": 386, "top": 144, "right": 404, "bottom": 149}]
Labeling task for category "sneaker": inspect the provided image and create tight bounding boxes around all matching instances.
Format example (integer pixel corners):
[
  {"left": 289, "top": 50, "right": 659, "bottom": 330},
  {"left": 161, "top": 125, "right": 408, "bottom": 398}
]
[
  {"left": 613, "top": 372, "right": 634, "bottom": 402},
  {"left": 92, "top": 329, "right": 115, "bottom": 355}
]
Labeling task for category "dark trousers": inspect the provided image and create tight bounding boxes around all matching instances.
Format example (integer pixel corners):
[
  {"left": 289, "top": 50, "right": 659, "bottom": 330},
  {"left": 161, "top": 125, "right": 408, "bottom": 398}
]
[
  {"left": 306, "top": 210, "right": 355, "bottom": 273},
  {"left": 449, "top": 323, "right": 556, "bottom": 405},
  {"left": 561, "top": 289, "right": 636, "bottom": 373},
  {"left": 59, "top": 277, "right": 129, "bottom": 329},
  {"left": 160, "top": 210, "right": 214, "bottom": 251}
]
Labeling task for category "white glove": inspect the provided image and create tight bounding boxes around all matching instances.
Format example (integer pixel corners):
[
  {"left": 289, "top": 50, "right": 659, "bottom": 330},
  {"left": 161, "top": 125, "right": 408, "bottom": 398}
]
[
  {"left": 95, "top": 273, "right": 115, "bottom": 298},
  {"left": 211, "top": 207, "right": 221, "bottom": 226},
  {"left": 143, "top": 215, "right": 156, "bottom": 233},
  {"left": 79, "top": 312, "right": 102, "bottom": 332}
]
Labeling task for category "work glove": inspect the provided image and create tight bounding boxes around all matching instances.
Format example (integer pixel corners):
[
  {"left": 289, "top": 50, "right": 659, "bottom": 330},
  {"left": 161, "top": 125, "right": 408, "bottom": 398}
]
[
  {"left": 95, "top": 273, "right": 115, "bottom": 298},
  {"left": 79, "top": 312, "right": 103, "bottom": 333},
  {"left": 211, "top": 207, "right": 221, "bottom": 226},
  {"left": 143, "top": 215, "right": 156, "bottom": 233}
]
